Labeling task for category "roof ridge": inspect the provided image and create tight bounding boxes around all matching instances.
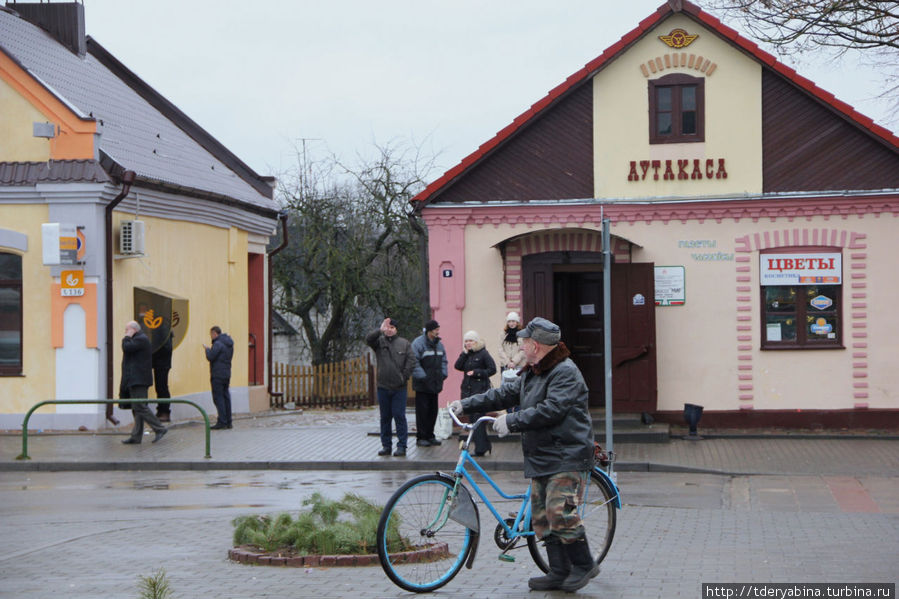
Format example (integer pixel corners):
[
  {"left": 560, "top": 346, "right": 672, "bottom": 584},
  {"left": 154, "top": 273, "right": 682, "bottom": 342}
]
[
  {"left": 85, "top": 36, "right": 274, "bottom": 200},
  {"left": 413, "top": 0, "right": 899, "bottom": 205}
]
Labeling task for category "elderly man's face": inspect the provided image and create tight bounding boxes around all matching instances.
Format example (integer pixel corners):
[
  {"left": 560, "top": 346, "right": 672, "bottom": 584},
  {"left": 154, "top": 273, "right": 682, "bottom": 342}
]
[{"left": 521, "top": 337, "right": 540, "bottom": 364}]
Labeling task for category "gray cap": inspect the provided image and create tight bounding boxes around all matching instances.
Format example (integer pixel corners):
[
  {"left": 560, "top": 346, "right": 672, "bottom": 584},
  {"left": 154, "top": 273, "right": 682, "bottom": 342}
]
[{"left": 517, "top": 317, "right": 561, "bottom": 345}]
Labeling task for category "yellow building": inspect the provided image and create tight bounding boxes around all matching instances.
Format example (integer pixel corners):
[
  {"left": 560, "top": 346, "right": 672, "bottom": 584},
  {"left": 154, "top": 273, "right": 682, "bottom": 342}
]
[
  {"left": 413, "top": 1, "right": 899, "bottom": 428},
  {"left": 1, "top": 3, "right": 280, "bottom": 430}
]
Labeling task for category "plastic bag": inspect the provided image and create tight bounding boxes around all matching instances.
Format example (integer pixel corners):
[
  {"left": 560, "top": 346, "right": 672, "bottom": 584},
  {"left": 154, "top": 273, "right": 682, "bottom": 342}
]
[{"left": 434, "top": 407, "right": 453, "bottom": 440}]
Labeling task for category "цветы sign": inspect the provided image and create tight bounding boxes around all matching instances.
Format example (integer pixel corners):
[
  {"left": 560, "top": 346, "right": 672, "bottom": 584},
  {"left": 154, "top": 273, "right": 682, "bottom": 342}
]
[{"left": 759, "top": 253, "right": 842, "bottom": 285}]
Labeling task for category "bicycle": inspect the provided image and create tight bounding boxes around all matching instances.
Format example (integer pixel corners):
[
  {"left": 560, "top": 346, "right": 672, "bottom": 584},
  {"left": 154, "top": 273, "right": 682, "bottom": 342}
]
[{"left": 376, "top": 410, "right": 621, "bottom": 593}]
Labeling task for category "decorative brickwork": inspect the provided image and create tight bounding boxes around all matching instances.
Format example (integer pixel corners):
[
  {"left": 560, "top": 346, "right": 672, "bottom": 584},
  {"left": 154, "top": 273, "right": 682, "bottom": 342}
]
[{"left": 733, "top": 227, "right": 867, "bottom": 410}]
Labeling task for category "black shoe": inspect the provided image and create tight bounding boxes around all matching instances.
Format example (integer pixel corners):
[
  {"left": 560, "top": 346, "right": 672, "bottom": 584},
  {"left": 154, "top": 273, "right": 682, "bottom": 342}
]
[
  {"left": 121, "top": 438, "right": 140, "bottom": 445},
  {"left": 152, "top": 428, "right": 167, "bottom": 443},
  {"left": 473, "top": 447, "right": 491, "bottom": 457},
  {"left": 416, "top": 439, "right": 430, "bottom": 447},
  {"left": 157, "top": 413, "right": 171, "bottom": 423},
  {"left": 528, "top": 536, "right": 570, "bottom": 591},
  {"left": 560, "top": 537, "right": 600, "bottom": 592},
  {"left": 427, "top": 438, "right": 442, "bottom": 446},
  {"left": 211, "top": 423, "right": 227, "bottom": 430},
  {"left": 393, "top": 448, "right": 406, "bottom": 457},
  {"left": 378, "top": 447, "right": 392, "bottom": 456}
]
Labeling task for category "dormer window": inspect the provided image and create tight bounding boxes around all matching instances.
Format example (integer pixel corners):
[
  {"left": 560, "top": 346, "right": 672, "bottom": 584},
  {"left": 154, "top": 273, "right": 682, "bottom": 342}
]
[{"left": 649, "top": 73, "right": 704, "bottom": 144}]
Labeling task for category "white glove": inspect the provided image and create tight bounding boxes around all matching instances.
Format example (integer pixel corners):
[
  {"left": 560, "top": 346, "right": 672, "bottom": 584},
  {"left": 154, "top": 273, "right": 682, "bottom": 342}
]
[
  {"left": 492, "top": 414, "right": 510, "bottom": 438},
  {"left": 449, "top": 400, "right": 464, "bottom": 417}
]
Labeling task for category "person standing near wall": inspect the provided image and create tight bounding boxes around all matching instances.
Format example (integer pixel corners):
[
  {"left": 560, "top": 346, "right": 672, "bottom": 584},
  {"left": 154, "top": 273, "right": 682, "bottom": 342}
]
[
  {"left": 120, "top": 320, "right": 168, "bottom": 445},
  {"left": 366, "top": 318, "right": 414, "bottom": 457},
  {"left": 411, "top": 319, "right": 448, "bottom": 447},
  {"left": 204, "top": 326, "right": 234, "bottom": 430},
  {"left": 497, "top": 311, "right": 527, "bottom": 373},
  {"left": 454, "top": 330, "right": 497, "bottom": 456},
  {"left": 153, "top": 332, "right": 173, "bottom": 422}
]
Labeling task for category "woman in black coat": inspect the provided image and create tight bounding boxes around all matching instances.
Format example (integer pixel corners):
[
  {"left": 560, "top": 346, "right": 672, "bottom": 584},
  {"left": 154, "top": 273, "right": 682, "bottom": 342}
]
[{"left": 454, "top": 330, "right": 497, "bottom": 455}]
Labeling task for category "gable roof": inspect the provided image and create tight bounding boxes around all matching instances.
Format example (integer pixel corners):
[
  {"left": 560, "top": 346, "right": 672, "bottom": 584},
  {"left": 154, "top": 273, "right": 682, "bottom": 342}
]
[
  {"left": 413, "top": 0, "right": 899, "bottom": 206},
  {"left": 0, "top": 6, "right": 277, "bottom": 215}
]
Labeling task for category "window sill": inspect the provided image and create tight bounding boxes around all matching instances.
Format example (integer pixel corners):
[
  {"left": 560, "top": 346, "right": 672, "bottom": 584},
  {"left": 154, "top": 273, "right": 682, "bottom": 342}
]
[{"left": 760, "top": 345, "right": 845, "bottom": 351}]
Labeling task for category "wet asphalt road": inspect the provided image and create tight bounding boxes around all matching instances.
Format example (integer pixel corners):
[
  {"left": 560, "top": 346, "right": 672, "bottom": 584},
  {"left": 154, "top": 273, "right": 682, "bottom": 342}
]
[{"left": 2, "top": 469, "right": 897, "bottom": 598}]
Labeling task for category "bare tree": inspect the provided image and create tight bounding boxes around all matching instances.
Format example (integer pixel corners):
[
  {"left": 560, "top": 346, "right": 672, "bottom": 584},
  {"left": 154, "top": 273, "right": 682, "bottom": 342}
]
[
  {"left": 705, "top": 1, "right": 899, "bottom": 115},
  {"left": 270, "top": 141, "right": 433, "bottom": 365}
]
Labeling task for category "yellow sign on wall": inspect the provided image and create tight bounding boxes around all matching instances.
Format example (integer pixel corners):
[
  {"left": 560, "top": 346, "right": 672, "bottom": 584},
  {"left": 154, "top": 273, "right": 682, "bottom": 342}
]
[{"left": 60, "top": 269, "right": 84, "bottom": 296}]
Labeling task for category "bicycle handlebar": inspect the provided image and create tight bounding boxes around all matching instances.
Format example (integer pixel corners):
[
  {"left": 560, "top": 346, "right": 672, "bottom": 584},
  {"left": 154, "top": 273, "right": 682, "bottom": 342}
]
[{"left": 448, "top": 405, "right": 495, "bottom": 430}]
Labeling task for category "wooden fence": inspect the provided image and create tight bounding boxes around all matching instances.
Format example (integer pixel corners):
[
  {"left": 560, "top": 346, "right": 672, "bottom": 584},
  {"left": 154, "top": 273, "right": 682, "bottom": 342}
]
[{"left": 271, "top": 355, "right": 375, "bottom": 409}]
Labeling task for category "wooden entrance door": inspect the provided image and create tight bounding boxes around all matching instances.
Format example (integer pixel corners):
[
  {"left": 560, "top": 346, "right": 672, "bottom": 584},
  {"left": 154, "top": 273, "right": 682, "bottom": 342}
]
[{"left": 522, "top": 254, "right": 657, "bottom": 413}]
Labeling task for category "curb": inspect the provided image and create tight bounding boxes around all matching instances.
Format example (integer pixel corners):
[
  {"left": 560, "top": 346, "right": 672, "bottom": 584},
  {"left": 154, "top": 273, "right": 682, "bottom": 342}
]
[{"left": 228, "top": 542, "right": 448, "bottom": 567}]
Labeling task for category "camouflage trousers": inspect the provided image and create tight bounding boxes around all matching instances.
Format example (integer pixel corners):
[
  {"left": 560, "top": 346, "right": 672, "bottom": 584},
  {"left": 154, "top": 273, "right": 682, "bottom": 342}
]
[{"left": 530, "top": 470, "right": 589, "bottom": 542}]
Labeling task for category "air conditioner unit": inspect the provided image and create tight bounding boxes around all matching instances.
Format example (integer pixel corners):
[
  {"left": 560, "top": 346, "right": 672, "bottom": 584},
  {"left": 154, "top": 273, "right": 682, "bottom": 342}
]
[{"left": 119, "top": 220, "right": 145, "bottom": 255}]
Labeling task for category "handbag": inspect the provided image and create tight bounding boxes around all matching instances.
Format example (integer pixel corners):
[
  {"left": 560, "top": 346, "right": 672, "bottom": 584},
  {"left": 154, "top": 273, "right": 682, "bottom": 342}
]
[
  {"left": 118, "top": 386, "right": 132, "bottom": 410},
  {"left": 434, "top": 408, "right": 453, "bottom": 440}
]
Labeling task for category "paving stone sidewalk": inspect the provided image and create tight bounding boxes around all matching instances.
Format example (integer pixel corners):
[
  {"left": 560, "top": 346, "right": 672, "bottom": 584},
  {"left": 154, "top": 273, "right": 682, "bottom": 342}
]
[{"left": 2, "top": 408, "right": 897, "bottom": 476}]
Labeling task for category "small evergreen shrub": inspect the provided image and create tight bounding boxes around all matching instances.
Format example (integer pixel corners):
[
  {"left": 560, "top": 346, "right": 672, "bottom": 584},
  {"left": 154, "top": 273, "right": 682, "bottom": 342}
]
[{"left": 232, "top": 492, "right": 401, "bottom": 555}]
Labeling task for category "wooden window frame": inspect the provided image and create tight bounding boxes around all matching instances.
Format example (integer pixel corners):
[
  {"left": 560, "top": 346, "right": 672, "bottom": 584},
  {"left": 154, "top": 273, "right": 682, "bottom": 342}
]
[
  {"left": 759, "top": 247, "right": 843, "bottom": 351},
  {"left": 648, "top": 73, "right": 705, "bottom": 144},
  {"left": 0, "top": 252, "right": 23, "bottom": 375}
]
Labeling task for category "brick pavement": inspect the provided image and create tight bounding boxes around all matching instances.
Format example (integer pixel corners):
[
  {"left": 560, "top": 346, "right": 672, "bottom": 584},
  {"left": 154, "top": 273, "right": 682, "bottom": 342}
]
[{"left": 2, "top": 408, "right": 898, "bottom": 476}]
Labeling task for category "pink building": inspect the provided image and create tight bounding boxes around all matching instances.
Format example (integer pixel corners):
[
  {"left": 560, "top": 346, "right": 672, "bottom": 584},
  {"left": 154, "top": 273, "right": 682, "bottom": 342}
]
[{"left": 412, "top": 0, "right": 899, "bottom": 428}]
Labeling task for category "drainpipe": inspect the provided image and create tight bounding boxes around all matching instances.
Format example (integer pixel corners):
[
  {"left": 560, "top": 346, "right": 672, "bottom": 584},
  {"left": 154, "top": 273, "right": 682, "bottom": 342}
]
[
  {"left": 104, "top": 170, "right": 136, "bottom": 425},
  {"left": 267, "top": 211, "right": 289, "bottom": 403}
]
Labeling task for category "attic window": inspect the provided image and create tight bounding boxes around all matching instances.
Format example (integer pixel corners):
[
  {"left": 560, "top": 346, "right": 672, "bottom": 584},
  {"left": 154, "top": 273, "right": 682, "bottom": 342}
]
[{"left": 649, "top": 73, "right": 704, "bottom": 144}]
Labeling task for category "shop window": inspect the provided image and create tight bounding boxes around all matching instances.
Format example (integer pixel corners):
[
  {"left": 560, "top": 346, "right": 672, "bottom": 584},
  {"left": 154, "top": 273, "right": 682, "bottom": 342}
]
[
  {"left": 0, "top": 252, "right": 23, "bottom": 374},
  {"left": 759, "top": 249, "right": 842, "bottom": 349},
  {"left": 648, "top": 73, "right": 705, "bottom": 144}
]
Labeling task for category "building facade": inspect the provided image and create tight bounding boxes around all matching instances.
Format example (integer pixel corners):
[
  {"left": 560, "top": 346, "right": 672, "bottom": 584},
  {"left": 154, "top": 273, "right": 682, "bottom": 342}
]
[
  {"left": 414, "top": 0, "right": 899, "bottom": 427},
  {"left": 1, "top": 3, "right": 280, "bottom": 430}
]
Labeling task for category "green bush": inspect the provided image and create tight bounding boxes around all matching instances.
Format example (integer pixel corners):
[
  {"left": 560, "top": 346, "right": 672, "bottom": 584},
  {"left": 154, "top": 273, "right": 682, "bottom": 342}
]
[{"left": 232, "top": 492, "right": 395, "bottom": 555}]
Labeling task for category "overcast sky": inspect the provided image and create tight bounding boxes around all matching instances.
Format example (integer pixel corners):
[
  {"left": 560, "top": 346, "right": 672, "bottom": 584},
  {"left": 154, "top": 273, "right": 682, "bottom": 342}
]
[{"left": 81, "top": 0, "right": 896, "bottom": 182}]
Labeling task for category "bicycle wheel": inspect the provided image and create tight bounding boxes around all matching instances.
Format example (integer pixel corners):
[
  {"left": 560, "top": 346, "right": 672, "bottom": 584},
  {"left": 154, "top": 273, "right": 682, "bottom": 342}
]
[
  {"left": 526, "top": 469, "right": 617, "bottom": 571},
  {"left": 377, "top": 473, "right": 475, "bottom": 593}
]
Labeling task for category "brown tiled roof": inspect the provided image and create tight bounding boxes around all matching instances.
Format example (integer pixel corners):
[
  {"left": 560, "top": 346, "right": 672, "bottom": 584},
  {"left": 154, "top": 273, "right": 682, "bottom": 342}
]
[{"left": 0, "top": 160, "right": 110, "bottom": 185}]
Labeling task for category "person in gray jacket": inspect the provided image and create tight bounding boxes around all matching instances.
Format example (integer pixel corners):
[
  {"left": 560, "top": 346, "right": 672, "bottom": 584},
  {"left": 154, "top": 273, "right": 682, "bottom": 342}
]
[
  {"left": 366, "top": 318, "right": 415, "bottom": 457},
  {"left": 204, "top": 326, "right": 234, "bottom": 430},
  {"left": 410, "top": 320, "right": 448, "bottom": 447},
  {"left": 450, "top": 317, "right": 598, "bottom": 593}
]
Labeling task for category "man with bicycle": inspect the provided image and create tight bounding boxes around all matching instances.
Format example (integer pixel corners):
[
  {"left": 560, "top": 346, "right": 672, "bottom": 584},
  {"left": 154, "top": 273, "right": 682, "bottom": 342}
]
[{"left": 450, "top": 316, "right": 599, "bottom": 592}]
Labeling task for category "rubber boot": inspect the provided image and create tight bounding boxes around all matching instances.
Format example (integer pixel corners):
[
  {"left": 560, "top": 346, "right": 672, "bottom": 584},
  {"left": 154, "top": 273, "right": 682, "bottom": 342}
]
[
  {"left": 528, "top": 536, "right": 570, "bottom": 590},
  {"left": 559, "top": 537, "right": 600, "bottom": 592}
]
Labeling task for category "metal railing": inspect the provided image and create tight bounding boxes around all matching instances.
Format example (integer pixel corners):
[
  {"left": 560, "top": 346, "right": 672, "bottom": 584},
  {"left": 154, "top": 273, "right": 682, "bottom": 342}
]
[{"left": 16, "top": 399, "right": 212, "bottom": 460}]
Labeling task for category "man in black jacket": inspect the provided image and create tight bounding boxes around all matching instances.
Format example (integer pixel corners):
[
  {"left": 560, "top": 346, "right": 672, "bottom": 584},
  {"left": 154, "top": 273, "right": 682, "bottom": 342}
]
[
  {"left": 365, "top": 318, "right": 414, "bottom": 457},
  {"left": 410, "top": 320, "right": 448, "bottom": 447},
  {"left": 204, "top": 326, "right": 234, "bottom": 430},
  {"left": 121, "top": 321, "right": 168, "bottom": 444},
  {"left": 450, "top": 317, "right": 598, "bottom": 592}
]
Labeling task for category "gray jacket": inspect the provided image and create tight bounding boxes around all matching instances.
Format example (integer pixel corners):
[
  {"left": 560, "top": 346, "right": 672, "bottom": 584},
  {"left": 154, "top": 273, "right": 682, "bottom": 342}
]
[
  {"left": 461, "top": 343, "right": 594, "bottom": 478},
  {"left": 410, "top": 334, "right": 448, "bottom": 394},
  {"left": 366, "top": 329, "right": 415, "bottom": 391}
]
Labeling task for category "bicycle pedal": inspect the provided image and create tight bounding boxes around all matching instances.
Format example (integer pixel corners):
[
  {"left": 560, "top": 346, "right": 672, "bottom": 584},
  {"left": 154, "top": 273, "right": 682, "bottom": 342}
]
[{"left": 498, "top": 554, "right": 515, "bottom": 562}]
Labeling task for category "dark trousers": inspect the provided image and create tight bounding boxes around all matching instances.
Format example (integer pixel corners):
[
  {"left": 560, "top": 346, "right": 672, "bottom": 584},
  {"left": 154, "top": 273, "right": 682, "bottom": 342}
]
[
  {"left": 154, "top": 366, "right": 171, "bottom": 415},
  {"left": 469, "top": 411, "right": 492, "bottom": 455},
  {"left": 377, "top": 386, "right": 408, "bottom": 450},
  {"left": 414, "top": 391, "right": 439, "bottom": 441},
  {"left": 211, "top": 377, "right": 232, "bottom": 426},
  {"left": 126, "top": 385, "right": 166, "bottom": 441}
]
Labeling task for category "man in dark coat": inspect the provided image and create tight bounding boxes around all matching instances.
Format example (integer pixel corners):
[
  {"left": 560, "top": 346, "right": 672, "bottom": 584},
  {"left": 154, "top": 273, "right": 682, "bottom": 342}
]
[
  {"left": 366, "top": 317, "right": 415, "bottom": 457},
  {"left": 410, "top": 320, "right": 448, "bottom": 447},
  {"left": 153, "top": 332, "right": 173, "bottom": 422},
  {"left": 204, "top": 325, "right": 234, "bottom": 429},
  {"left": 450, "top": 317, "right": 598, "bottom": 592},
  {"left": 121, "top": 321, "right": 168, "bottom": 444}
]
